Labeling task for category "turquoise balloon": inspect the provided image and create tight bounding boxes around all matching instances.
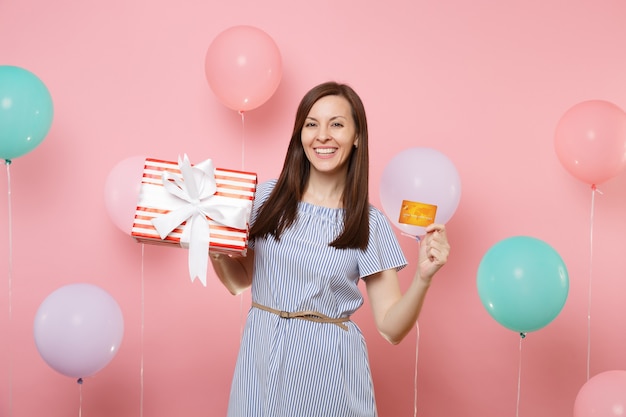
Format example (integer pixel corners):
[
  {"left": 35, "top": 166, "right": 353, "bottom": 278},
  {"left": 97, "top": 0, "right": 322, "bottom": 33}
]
[
  {"left": 476, "top": 236, "right": 569, "bottom": 333},
  {"left": 0, "top": 65, "right": 54, "bottom": 161}
]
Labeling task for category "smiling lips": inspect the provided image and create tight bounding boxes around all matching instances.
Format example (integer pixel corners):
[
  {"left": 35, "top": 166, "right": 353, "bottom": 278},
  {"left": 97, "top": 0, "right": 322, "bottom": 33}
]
[{"left": 315, "top": 147, "right": 337, "bottom": 156}]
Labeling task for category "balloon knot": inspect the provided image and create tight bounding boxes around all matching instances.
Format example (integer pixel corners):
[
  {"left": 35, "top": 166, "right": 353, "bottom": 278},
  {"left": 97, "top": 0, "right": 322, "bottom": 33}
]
[
  {"left": 77, "top": 378, "right": 83, "bottom": 385},
  {"left": 520, "top": 332, "right": 527, "bottom": 339},
  {"left": 5, "top": 159, "right": 11, "bottom": 165}
]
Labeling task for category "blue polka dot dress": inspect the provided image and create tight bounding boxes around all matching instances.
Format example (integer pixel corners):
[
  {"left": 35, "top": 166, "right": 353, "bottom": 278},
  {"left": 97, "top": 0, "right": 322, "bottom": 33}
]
[{"left": 227, "top": 180, "right": 407, "bottom": 417}]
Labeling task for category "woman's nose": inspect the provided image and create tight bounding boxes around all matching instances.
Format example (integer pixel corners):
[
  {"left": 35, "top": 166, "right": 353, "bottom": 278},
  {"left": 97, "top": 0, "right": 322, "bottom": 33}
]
[{"left": 316, "top": 126, "right": 331, "bottom": 141}]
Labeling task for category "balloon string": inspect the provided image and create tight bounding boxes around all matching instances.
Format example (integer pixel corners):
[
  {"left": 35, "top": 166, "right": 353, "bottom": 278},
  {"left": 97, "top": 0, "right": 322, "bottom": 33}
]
[
  {"left": 77, "top": 378, "right": 83, "bottom": 417},
  {"left": 5, "top": 160, "right": 13, "bottom": 417},
  {"left": 140, "top": 243, "right": 145, "bottom": 417},
  {"left": 238, "top": 111, "right": 247, "bottom": 340},
  {"left": 516, "top": 333, "right": 526, "bottom": 417},
  {"left": 410, "top": 236, "right": 422, "bottom": 415},
  {"left": 586, "top": 185, "right": 599, "bottom": 381},
  {"left": 239, "top": 111, "right": 245, "bottom": 170},
  {"left": 413, "top": 321, "right": 420, "bottom": 417}
]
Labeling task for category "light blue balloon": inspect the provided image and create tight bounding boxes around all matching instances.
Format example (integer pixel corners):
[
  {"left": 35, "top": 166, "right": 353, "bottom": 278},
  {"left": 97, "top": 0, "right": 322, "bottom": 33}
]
[
  {"left": 0, "top": 65, "right": 54, "bottom": 161},
  {"left": 476, "top": 236, "right": 569, "bottom": 333}
]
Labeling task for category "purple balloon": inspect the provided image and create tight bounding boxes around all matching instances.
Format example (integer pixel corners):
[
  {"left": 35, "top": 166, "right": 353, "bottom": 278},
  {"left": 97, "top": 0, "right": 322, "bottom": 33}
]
[
  {"left": 380, "top": 147, "right": 461, "bottom": 237},
  {"left": 33, "top": 283, "right": 124, "bottom": 378}
]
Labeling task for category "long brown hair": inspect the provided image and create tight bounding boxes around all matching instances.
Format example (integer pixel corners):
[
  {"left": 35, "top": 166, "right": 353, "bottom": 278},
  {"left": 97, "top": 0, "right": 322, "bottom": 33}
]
[{"left": 249, "top": 81, "right": 370, "bottom": 250}]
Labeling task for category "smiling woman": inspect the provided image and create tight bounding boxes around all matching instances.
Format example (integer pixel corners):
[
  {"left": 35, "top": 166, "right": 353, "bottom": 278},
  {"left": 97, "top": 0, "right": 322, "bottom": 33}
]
[
  {"left": 209, "top": 81, "right": 450, "bottom": 417},
  {"left": 300, "top": 94, "right": 358, "bottom": 186},
  {"left": 2, "top": 1, "right": 625, "bottom": 416}
]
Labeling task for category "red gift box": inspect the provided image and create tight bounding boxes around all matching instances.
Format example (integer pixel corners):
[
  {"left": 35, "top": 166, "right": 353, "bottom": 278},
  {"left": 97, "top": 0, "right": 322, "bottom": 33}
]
[{"left": 131, "top": 156, "right": 257, "bottom": 285}]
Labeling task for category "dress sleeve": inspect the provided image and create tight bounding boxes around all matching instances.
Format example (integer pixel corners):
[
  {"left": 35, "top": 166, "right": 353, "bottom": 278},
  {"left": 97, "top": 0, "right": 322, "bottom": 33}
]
[
  {"left": 358, "top": 206, "right": 408, "bottom": 279},
  {"left": 247, "top": 179, "right": 277, "bottom": 250}
]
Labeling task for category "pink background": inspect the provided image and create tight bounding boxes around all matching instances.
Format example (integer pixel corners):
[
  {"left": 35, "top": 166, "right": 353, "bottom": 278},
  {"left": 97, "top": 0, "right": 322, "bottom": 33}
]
[{"left": 2, "top": 0, "right": 626, "bottom": 416}]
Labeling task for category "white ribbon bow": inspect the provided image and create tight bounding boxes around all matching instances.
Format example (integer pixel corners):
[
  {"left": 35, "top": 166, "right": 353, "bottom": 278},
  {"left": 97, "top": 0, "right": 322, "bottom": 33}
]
[{"left": 151, "top": 154, "right": 248, "bottom": 286}]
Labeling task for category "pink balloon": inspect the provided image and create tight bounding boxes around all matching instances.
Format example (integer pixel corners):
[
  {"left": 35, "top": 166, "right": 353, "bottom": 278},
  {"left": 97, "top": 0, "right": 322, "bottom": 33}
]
[
  {"left": 574, "top": 370, "right": 626, "bottom": 417},
  {"left": 555, "top": 100, "right": 626, "bottom": 186},
  {"left": 33, "top": 284, "right": 124, "bottom": 379},
  {"left": 379, "top": 147, "right": 461, "bottom": 237},
  {"left": 205, "top": 25, "right": 282, "bottom": 112},
  {"left": 104, "top": 155, "right": 145, "bottom": 234}
]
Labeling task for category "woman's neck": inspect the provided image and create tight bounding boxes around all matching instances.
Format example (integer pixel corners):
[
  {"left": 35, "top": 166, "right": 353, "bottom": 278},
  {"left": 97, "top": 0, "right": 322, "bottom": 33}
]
[{"left": 302, "top": 173, "right": 345, "bottom": 209}]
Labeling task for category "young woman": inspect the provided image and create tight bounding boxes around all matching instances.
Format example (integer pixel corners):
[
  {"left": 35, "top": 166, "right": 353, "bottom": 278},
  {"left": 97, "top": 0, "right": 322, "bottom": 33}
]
[{"left": 211, "top": 81, "right": 450, "bottom": 417}]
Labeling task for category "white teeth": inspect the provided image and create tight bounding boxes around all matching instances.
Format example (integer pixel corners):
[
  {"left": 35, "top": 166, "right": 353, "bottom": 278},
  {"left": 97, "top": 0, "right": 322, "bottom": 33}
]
[{"left": 315, "top": 148, "right": 336, "bottom": 154}]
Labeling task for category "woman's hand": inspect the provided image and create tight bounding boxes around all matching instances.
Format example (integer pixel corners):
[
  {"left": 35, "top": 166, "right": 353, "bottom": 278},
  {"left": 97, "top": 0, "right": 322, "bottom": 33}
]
[
  {"left": 417, "top": 224, "right": 450, "bottom": 283},
  {"left": 210, "top": 249, "right": 255, "bottom": 295}
]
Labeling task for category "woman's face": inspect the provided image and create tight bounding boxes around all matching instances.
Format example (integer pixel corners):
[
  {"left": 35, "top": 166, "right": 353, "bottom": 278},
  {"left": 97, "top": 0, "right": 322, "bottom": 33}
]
[{"left": 301, "top": 95, "right": 358, "bottom": 176}]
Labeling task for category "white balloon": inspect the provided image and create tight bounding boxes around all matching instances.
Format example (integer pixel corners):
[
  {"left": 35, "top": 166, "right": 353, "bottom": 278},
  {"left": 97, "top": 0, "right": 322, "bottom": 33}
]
[{"left": 379, "top": 147, "right": 461, "bottom": 237}]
